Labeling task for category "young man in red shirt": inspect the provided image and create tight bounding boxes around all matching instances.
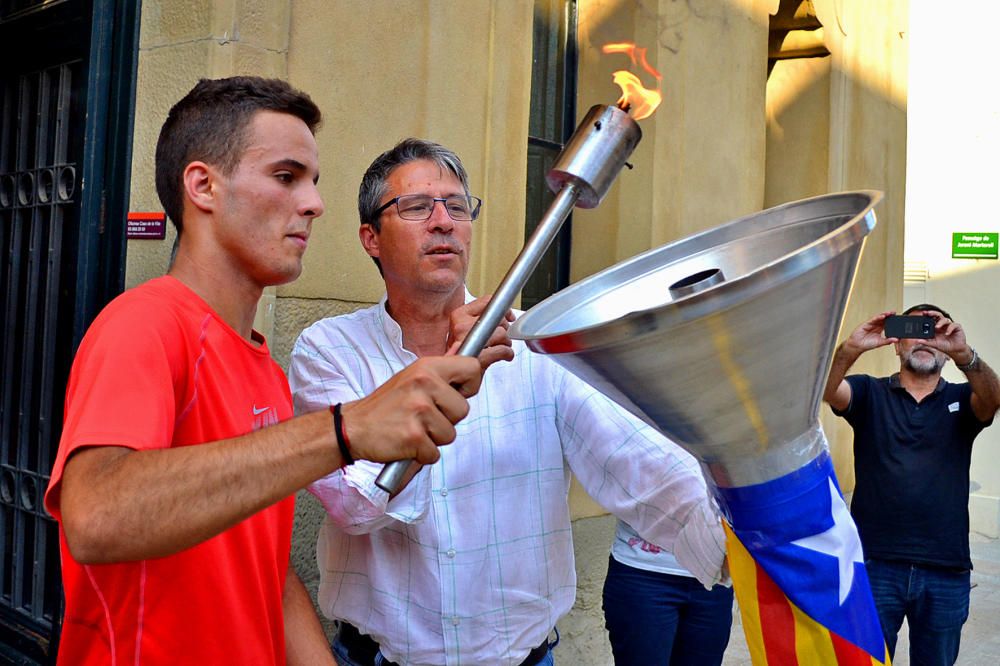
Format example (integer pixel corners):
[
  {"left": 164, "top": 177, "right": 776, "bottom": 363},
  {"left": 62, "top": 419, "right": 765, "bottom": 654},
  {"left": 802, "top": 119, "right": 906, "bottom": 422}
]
[{"left": 44, "top": 77, "right": 488, "bottom": 665}]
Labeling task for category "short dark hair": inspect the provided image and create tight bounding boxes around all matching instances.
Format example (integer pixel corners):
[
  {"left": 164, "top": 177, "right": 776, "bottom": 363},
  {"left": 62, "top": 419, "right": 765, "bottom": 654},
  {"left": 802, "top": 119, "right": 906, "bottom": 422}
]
[
  {"left": 154, "top": 76, "right": 322, "bottom": 234},
  {"left": 358, "top": 138, "right": 470, "bottom": 234},
  {"left": 903, "top": 303, "right": 953, "bottom": 320}
]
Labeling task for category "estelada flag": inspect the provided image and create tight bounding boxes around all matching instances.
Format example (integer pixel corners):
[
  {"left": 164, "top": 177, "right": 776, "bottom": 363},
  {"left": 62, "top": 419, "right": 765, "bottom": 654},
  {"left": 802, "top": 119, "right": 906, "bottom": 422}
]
[{"left": 717, "top": 452, "right": 890, "bottom": 665}]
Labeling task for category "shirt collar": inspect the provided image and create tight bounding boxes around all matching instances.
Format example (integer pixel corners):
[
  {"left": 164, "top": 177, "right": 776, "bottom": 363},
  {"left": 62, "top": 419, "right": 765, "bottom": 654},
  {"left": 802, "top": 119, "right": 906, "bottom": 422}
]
[
  {"left": 888, "top": 372, "right": 946, "bottom": 395},
  {"left": 376, "top": 293, "right": 405, "bottom": 350},
  {"left": 376, "top": 288, "right": 476, "bottom": 350}
]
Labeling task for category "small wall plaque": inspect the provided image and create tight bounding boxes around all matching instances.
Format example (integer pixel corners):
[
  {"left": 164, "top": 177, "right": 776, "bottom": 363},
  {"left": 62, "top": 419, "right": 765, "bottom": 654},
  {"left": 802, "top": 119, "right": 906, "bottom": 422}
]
[
  {"left": 952, "top": 232, "right": 998, "bottom": 259},
  {"left": 127, "top": 212, "right": 167, "bottom": 240}
]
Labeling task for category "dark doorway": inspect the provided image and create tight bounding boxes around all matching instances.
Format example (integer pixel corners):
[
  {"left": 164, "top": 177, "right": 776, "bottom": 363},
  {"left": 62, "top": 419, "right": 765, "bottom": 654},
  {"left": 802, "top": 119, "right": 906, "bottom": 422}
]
[
  {"left": 522, "top": 0, "right": 578, "bottom": 310},
  {"left": 0, "top": 0, "right": 140, "bottom": 661}
]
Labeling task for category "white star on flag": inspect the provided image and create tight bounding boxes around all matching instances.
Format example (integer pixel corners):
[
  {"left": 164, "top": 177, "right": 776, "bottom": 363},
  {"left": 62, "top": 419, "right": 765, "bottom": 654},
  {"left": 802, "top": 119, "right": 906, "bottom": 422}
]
[{"left": 790, "top": 478, "right": 864, "bottom": 605}]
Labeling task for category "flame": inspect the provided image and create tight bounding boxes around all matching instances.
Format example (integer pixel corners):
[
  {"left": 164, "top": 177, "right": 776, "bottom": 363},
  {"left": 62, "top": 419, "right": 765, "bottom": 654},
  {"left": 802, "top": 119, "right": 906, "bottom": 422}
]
[
  {"left": 601, "top": 42, "right": 662, "bottom": 80},
  {"left": 609, "top": 72, "right": 662, "bottom": 121},
  {"left": 601, "top": 42, "right": 662, "bottom": 120}
]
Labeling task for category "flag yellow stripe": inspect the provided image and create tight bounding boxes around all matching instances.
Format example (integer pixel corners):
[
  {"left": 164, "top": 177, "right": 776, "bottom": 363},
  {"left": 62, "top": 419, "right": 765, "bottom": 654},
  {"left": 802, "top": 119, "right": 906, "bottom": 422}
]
[
  {"left": 725, "top": 523, "right": 891, "bottom": 666},
  {"left": 790, "top": 602, "right": 839, "bottom": 663},
  {"left": 724, "top": 523, "right": 770, "bottom": 666}
]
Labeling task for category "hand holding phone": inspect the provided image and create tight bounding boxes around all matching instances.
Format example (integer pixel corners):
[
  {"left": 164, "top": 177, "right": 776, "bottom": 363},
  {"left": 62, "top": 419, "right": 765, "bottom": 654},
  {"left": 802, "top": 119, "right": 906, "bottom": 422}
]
[{"left": 883, "top": 314, "right": 935, "bottom": 339}]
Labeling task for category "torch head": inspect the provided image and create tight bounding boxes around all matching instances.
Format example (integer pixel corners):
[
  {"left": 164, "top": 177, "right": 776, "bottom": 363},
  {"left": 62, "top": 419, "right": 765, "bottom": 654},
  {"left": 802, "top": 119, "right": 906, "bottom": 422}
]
[{"left": 546, "top": 104, "right": 642, "bottom": 209}]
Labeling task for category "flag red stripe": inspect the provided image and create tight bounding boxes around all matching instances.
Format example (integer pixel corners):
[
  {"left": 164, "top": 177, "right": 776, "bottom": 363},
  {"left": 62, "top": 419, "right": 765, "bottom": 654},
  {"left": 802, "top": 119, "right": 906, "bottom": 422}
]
[
  {"left": 756, "top": 561, "right": 799, "bottom": 665},
  {"left": 830, "top": 629, "right": 883, "bottom": 665}
]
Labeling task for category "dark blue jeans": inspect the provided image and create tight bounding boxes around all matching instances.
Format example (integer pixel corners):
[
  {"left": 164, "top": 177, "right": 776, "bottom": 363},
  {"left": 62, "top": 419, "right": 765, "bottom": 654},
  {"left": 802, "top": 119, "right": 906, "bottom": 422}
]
[
  {"left": 865, "top": 558, "right": 970, "bottom": 666},
  {"left": 602, "top": 555, "right": 734, "bottom": 665}
]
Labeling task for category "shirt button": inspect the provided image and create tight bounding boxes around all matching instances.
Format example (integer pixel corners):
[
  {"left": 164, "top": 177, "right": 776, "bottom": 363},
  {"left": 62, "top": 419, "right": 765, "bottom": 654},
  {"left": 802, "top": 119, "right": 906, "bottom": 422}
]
[
  {"left": 446, "top": 548, "right": 456, "bottom": 558},
  {"left": 440, "top": 488, "right": 448, "bottom": 497},
  {"left": 452, "top": 616, "right": 461, "bottom": 626}
]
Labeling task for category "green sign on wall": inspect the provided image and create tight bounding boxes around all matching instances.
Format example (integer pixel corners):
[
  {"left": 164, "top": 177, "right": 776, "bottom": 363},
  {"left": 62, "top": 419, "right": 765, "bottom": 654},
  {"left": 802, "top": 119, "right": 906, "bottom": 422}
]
[{"left": 952, "top": 232, "right": 998, "bottom": 259}]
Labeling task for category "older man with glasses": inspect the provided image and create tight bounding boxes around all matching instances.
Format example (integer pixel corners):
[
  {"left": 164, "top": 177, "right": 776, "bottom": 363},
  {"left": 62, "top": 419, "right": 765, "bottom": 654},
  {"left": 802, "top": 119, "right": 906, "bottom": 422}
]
[{"left": 288, "top": 138, "right": 728, "bottom": 666}]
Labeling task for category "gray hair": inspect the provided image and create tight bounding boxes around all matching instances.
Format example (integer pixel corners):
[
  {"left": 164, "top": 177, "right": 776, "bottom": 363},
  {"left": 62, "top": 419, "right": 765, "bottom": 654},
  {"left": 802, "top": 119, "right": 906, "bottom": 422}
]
[{"left": 358, "top": 138, "right": 471, "bottom": 232}]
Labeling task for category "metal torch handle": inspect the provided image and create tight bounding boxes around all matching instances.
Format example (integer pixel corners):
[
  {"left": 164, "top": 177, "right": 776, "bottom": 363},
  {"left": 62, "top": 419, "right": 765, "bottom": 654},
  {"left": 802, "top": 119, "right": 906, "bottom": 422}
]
[{"left": 374, "top": 183, "right": 583, "bottom": 494}]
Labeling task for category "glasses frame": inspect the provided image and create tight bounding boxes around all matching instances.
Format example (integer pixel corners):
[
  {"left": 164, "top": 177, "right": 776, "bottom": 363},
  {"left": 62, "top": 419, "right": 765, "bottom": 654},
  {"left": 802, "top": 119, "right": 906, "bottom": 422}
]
[{"left": 374, "top": 193, "right": 483, "bottom": 222}]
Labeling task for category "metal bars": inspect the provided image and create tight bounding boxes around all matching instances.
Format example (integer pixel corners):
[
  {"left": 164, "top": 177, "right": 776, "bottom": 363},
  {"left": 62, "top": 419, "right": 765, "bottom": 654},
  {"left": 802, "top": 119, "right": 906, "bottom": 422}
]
[{"left": 0, "top": 60, "right": 79, "bottom": 642}]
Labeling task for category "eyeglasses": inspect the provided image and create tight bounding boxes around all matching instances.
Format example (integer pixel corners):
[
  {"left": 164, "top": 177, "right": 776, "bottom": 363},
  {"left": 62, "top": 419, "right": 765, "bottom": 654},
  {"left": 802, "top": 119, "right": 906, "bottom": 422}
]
[{"left": 374, "top": 194, "right": 482, "bottom": 222}]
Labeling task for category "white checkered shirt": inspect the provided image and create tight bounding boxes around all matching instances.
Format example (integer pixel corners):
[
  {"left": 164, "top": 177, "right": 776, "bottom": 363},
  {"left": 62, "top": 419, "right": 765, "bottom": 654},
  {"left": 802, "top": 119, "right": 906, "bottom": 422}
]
[{"left": 289, "top": 295, "right": 724, "bottom": 666}]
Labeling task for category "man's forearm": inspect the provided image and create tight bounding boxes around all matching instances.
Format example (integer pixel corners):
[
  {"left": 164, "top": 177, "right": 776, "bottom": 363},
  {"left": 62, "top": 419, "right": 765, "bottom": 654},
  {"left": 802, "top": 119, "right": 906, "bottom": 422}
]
[
  {"left": 823, "top": 342, "right": 861, "bottom": 406},
  {"left": 58, "top": 355, "right": 480, "bottom": 564},
  {"left": 284, "top": 566, "right": 336, "bottom": 666},
  {"left": 59, "top": 409, "right": 342, "bottom": 563},
  {"left": 958, "top": 353, "right": 1000, "bottom": 420}
]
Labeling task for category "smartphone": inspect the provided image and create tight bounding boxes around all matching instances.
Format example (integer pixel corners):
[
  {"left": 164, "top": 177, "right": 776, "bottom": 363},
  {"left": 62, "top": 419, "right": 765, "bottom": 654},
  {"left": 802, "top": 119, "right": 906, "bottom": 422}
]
[{"left": 883, "top": 314, "right": 935, "bottom": 339}]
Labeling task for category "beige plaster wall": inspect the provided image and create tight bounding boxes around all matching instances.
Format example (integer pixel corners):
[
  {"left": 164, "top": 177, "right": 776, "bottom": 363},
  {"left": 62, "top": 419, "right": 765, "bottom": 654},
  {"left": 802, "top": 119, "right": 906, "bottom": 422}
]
[
  {"left": 572, "top": 0, "right": 773, "bottom": 283},
  {"left": 282, "top": 0, "right": 534, "bottom": 309},
  {"left": 126, "top": 0, "right": 908, "bottom": 502},
  {"left": 905, "top": 0, "right": 1000, "bottom": 537},
  {"left": 565, "top": 0, "right": 775, "bottom": 519},
  {"left": 125, "top": 0, "right": 292, "bottom": 334},
  {"left": 762, "top": 1, "right": 909, "bottom": 488},
  {"left": 564, "top": 0, "right": 907, "bottom": 530},
  {"left": 765, "top": 56, "right": 831, "bottom": 208},
  {"left": 905, "top": 270, "right": 1000, "bottom": 538},
  {"left": 122, "top": 0, "right": 909, "bottom": 660},
  {"left": 810, "top": 0, "right": 909, "bottom": 488}
]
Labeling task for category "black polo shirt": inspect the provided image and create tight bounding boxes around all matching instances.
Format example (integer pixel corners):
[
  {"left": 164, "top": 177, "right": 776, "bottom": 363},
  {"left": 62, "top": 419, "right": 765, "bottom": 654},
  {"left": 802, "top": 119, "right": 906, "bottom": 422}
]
[{"left": 833, "top": 374, "right": 992, "bottom": 570}]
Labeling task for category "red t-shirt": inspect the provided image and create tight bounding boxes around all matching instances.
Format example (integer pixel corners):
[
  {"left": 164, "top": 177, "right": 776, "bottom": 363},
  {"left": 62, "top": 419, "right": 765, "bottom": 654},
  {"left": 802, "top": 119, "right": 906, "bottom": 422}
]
[{"left": 44, "top": 276, "right": 295, "bottom": 665}]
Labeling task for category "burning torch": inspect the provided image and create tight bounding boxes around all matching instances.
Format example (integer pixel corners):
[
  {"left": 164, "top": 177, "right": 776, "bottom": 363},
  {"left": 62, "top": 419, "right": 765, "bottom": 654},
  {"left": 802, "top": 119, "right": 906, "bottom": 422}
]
[{"left": 375, "top": 44, "right": 661, "bottom": 494}]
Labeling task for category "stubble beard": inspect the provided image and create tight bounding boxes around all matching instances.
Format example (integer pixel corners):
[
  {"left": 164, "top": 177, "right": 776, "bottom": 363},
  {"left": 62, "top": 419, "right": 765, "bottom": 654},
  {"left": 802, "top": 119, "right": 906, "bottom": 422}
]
[{"left": 903, "top": 348, "right": 945, "bottom": 376}]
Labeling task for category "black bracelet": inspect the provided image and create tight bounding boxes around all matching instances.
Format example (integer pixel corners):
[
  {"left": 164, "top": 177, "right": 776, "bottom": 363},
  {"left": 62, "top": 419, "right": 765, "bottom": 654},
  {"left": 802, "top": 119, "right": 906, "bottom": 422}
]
[{"left": 330, "top": 403, "right": 355, "bottom": 466}]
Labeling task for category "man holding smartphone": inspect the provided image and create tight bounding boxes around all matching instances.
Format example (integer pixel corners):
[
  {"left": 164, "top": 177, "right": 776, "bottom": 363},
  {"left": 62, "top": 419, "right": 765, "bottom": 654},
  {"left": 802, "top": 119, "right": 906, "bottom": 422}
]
[{"left": 823, "top": 304, "right": 1000, "bottom": 665}]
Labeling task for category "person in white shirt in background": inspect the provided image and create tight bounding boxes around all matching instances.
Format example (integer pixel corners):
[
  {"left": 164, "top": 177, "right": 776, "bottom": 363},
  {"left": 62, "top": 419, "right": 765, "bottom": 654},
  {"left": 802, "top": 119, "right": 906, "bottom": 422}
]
[
  {"left": 289, "top": 138, "right": 728, "bottom": 666},
  {"left": 603, "top": 484, "right": 734, "bottom": 664}
]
